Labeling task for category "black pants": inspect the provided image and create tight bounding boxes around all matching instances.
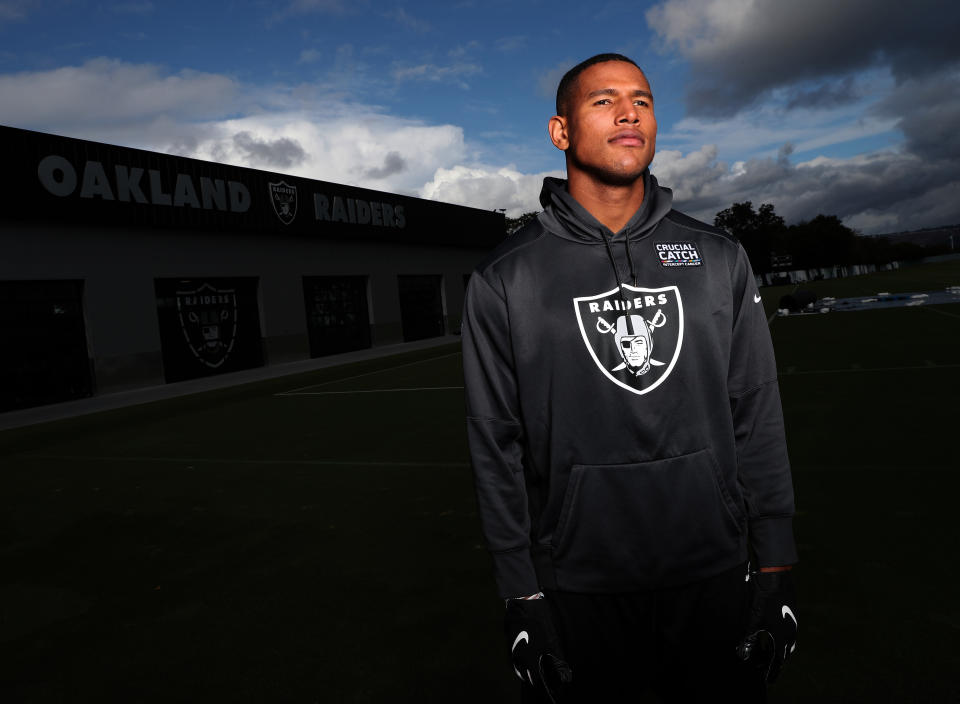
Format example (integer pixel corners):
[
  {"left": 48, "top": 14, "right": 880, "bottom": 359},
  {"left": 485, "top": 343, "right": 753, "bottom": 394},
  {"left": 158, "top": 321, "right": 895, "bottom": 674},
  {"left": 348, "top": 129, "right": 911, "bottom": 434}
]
[{"left": 522, "top": 562, "right": 766, "bottom": 704}]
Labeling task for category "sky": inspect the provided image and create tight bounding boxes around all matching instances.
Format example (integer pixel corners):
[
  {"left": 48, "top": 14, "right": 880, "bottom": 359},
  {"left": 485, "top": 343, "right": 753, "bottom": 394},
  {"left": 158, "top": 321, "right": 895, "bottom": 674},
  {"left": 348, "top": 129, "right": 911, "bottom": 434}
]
[{"left": 0, "top": 0, "right": 958, "bottom": 234}]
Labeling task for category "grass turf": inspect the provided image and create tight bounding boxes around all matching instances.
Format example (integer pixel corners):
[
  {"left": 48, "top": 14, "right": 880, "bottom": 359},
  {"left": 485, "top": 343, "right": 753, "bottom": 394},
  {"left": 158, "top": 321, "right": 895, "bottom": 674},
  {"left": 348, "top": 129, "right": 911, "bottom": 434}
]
[
  {"left": 1, "top": 346, "right": 512, "bottom": 703},
  {"left": 2, "top": 261, "right": 959, "bottom": 702}
]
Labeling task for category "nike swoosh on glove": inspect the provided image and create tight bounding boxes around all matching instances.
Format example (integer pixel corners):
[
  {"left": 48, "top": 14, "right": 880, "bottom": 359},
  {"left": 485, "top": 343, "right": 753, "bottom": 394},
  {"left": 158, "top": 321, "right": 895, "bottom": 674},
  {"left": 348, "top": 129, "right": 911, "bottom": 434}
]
[
  {"left": 504, "top": 597, "right": 573, "bottom": 702},
  {"left": 737, "top": 569, "right": 798, "bottom": 683}
]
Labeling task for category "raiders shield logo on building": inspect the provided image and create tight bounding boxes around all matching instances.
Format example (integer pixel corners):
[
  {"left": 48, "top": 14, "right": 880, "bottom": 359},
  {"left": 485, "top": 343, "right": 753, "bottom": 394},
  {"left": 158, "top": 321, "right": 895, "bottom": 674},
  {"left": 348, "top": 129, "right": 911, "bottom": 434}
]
[
  {"left": 176, "top": 282, "right": 239, "bottom": 368},
  {"left": 573, "top": 284, "right": 684, "bottom": 395},
  {"left": 269, "top": 180, "right": 297, "bottom": 225}
]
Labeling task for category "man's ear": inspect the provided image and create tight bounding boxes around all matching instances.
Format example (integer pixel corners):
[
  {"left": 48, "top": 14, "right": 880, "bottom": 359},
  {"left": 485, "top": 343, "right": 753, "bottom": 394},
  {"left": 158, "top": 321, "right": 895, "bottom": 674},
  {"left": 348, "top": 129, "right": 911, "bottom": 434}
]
[{"left": 548, "top": 115, "right": 569, "bottom": 151}]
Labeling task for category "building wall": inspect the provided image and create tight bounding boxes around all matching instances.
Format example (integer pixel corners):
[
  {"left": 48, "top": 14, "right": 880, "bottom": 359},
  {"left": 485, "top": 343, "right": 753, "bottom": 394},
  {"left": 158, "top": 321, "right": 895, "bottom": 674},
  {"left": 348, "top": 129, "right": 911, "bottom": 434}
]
[
  {"left": 0, "top": 126, "right": 502, "bottom": 408},
  {"left": 1, "top": 221, "right": 486, "bottom": 393}
]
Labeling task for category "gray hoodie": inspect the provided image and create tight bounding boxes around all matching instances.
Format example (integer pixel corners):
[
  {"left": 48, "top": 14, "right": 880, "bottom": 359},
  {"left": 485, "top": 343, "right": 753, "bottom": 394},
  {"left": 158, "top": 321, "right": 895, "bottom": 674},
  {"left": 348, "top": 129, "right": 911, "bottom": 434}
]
[{"left": 462, "top": 172, "right": 797, "bottom": 598}]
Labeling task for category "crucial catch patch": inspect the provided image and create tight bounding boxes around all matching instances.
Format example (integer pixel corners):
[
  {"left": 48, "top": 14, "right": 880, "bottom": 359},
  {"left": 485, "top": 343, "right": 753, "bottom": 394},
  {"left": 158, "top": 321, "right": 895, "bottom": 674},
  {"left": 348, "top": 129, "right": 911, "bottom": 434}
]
[{"left": 655, "top": 241, "right": 702, "bottom": 267}]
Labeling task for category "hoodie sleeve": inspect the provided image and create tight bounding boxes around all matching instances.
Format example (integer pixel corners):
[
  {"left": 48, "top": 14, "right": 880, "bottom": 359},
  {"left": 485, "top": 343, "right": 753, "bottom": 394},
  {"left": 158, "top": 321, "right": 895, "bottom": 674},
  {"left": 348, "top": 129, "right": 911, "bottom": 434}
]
[
  {"left": 727, "top": 245, "right": 799, "bottom": 568},
  {"left": 461, "top": 271, "right": 540, "bottom": 599}
]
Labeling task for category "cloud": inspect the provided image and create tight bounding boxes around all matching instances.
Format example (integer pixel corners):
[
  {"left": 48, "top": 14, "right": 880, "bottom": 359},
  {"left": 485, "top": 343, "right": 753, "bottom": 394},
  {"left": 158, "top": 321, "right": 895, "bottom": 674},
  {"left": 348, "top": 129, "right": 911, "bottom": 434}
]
[
  {"left": 650, "top": 145, "right": 727, "bottom": 199},
  {"left": 842, "top": 211, "right": 900, "bottom": 234},
  {"left": 175, "top": 115, "right": 466, "bottom": 195},
  {"left": 364, "top": 151, "right": 406, "bottom": 180},
  {"left": 298, "top": 48, "right": 322, "bottom": 64},
  {"left": 785, "top": 76, "right": 862, "bottom": 111},
  {"left": 494, "top": 35, "right": 526, "bottom": 53},
  {"left": 646, "top": 61, "right": 960, "bottom": 232},
  {"left": 657, "top": 67, "right": 900, "bottom": 161},
  {"left": 651, "top": 144, "right": 960, "bottom": 234},
  {"left": 419, "top": 165, "right": 564, "bottom": 217},
  {"left": 268, "top": 0, "right": 350, "bottom": 25},
  {"left": 448, "top": 41, "right": 481, "bottom": 59},
  {"left": 384, "top": 7, "right": 431, "bottom": 33},
  {"left": 227, "top": 131, "right": 308, "bottom": 170},
  {"left": 873, "top": 63, "right": 960, "bottom": 163},
  {"left": 7, "top": 56, "right": 954, "bottom": 236},
  {"left": 0, "top": 0, "right": 36, "bottom": 22},
  {"left": 537, "top": 60, "right": 572, "bottom": 103},
  {"left": 391, "top": 62, "right": 481, "bottom": 89},
  {"left": 646, "top": 0, "right": 960, "bottom": 116},
  {"left": 0, "top": 58, "right": 237, "bottom": 127},
  {"left": 0, "top": 58, "right": 541, "bottom": 218},
  {"left": 0, "top": 57, "right": 465, "bottom": 195}
]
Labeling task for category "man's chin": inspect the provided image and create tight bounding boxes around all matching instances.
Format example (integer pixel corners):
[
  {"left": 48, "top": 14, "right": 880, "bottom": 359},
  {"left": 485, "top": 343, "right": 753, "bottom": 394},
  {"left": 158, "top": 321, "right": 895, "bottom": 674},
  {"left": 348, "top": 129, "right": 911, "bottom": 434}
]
[{"left": 579, "top": 162, "right": 649, "bottom": 188}]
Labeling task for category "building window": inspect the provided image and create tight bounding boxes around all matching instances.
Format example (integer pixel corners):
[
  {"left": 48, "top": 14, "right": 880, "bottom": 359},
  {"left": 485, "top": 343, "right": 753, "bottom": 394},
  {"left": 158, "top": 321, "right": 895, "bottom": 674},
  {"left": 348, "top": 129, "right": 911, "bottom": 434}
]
[
  {"left": 302, "top": 275, "right": 372, "bottom": 357},
  {"left": 154, "top": 277, "right": 263, "bottom": 383},
  {"left": 0, "top": 279, "right": 92, "bottom": 412},
  {"left": 397, "top": 274, "right": 445, "bottom": 342}
]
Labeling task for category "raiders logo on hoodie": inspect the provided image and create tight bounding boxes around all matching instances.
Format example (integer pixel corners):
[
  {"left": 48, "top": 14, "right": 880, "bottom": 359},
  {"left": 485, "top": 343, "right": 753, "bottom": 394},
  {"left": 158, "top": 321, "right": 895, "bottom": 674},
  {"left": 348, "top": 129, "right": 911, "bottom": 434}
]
[{"left": 573, "top": 284, "right": 683, "bottom": 395}]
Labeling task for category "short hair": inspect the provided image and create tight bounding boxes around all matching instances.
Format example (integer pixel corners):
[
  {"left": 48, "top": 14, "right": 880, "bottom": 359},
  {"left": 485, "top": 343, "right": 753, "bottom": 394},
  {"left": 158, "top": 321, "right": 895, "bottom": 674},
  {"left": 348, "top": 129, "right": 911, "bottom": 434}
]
[{"left": 556, "top": 53, "right": 642, "bottom": 116}]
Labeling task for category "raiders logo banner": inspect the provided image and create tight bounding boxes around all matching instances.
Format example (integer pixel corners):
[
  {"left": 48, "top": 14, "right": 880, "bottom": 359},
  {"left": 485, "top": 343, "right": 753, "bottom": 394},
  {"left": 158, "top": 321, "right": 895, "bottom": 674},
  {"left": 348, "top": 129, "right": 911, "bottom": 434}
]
[
  {"left": 573, "top": 284, "right": 684, "bottom": 395},
  {"left": 176, "top": 282, "right": 239, "bottom": 368},
  {"left": 269, "top": 180, "right": 298, "bottom": 225}
]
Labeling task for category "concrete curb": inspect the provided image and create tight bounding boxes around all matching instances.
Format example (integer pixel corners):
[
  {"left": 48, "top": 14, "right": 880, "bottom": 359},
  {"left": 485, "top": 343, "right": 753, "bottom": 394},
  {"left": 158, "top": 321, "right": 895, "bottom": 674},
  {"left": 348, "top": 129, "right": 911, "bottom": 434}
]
[{"left": 0, "top": 335, "right": 462, "bottom": 432}]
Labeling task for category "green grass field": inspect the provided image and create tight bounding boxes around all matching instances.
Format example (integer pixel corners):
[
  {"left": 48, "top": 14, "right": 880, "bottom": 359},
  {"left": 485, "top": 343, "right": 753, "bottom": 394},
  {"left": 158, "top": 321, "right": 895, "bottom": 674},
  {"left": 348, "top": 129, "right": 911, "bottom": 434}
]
[
  {"left": 767, "top": 261, "right": 960, "bottom": 703},
  {"left": 2, "top": 261, "right": 959, "bottom": 703}
]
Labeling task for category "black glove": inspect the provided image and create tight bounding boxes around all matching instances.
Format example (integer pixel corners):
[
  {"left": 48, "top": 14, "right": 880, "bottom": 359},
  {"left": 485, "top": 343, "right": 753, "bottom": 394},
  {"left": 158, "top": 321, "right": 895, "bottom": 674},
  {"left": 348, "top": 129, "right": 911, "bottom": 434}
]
[
  {"left": 504, "top": 596, "right": 573, "bottom": 702},
  {"left": 736, "top": 569, "right": 798, "bottom": 683}
]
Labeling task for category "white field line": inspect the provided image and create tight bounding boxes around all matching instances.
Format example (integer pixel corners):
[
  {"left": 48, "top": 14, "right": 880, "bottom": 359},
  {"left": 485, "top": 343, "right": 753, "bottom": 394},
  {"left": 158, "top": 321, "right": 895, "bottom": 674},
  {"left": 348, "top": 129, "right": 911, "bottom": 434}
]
[
  {"left": 275, "top": 351, "right": 462, "bottom": 396},
  {"left": 779, "top": 363, "right": 960, "bottom": 376},
  {"left": 920, "top": 306, "right": 960, "bottom": 320},
  {"left": 24, "top": 454, "right": 470, "bottom": 468},
  {"left": 286, "top": 386, "right": 464, "bottom": 396}
]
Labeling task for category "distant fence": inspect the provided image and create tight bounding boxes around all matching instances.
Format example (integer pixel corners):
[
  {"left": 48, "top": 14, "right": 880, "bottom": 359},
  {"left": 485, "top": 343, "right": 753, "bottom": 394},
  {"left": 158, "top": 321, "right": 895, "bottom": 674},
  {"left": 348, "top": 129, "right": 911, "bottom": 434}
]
[{"left": 757, "top": 262, "right": 899, "bottom": 288}]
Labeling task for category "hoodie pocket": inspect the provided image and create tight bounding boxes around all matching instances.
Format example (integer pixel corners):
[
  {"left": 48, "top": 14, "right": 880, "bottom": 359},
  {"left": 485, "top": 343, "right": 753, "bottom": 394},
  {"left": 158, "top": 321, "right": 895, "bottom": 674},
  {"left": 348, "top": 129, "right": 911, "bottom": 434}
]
[{"left": 551, "top": 449, "right": 744, "bottom": 589}]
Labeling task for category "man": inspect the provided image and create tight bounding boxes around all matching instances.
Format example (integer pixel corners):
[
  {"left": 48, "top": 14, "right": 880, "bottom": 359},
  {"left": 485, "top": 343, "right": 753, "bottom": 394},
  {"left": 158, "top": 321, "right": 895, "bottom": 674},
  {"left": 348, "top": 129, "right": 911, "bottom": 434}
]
[{"left": 462, "top": 54, "right": 798, "bottom": 703}]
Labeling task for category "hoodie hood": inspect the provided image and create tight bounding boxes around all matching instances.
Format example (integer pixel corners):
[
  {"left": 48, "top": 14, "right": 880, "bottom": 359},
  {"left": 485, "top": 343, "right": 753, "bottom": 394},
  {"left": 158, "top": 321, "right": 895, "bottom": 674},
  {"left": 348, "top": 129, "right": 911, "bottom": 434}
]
[{"left": 538, "top": 170, "right": 673, "bottom": 244}]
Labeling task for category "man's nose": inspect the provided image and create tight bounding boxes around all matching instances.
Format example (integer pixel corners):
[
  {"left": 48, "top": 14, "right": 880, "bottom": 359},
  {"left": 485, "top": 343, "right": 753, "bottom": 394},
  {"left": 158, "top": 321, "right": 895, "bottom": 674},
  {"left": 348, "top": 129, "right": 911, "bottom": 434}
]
[{"left": 617, "top": 100, "right": 639, "bottom": 124}]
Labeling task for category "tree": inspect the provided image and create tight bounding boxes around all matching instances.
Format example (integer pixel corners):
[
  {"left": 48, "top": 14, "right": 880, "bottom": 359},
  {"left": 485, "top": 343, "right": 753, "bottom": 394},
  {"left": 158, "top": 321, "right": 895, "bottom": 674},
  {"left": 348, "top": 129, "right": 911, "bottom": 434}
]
[
  {"left": 715, "top": 201, "right": 936, "bottom": 270},
  {"left": 504, "top": 211, "right": 540, "bottom": 235},
  {"left": 714, "top": 201, "right": 786, "bottom": 273},
  {"left": 786, "top": 215, "right": 857, "bottom": 268},
  {"left": 853, "top": 233, "right": 894, "bottom": 266}
]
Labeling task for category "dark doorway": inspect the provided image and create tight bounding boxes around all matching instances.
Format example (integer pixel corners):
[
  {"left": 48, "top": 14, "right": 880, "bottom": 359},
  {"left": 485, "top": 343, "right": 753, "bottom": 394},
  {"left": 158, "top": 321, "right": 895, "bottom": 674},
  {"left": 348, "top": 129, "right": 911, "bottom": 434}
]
[
  {"left": 302, "top": 275, "right": 372, "bottom": 357},
  {"left": 0, "top": 279, "right": 93, "bottom": 412},
  {"left": 398, "top": 274, "right": 445, "bottom": 342},
  {"left": 154, "top": 277, "right": 264, "bottom": 383}
]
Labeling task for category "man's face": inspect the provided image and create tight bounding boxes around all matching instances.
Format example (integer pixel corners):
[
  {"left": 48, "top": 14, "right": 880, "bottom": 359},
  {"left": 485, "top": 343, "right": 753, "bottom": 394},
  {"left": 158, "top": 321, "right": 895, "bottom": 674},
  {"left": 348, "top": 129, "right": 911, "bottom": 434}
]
[
  {"left": 551, "top": 61, "right": 657, "bottom": 186},
  {"left": 620, "top": 335, "right": 649, "bottom": 367}
]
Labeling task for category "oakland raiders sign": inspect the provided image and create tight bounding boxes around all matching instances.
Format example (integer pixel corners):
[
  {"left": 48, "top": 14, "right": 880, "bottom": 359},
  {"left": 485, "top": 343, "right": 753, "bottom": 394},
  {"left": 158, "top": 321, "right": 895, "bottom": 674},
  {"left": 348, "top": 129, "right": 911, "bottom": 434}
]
[
  {"left": 175, "top": 282, "right": 239, "bottom": 368},
  {"left": 573, "top": 284, "right": 684, "bottom": 395},
  {"left": 269, "top": 180, "right": 298, "bottom": 225}
]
